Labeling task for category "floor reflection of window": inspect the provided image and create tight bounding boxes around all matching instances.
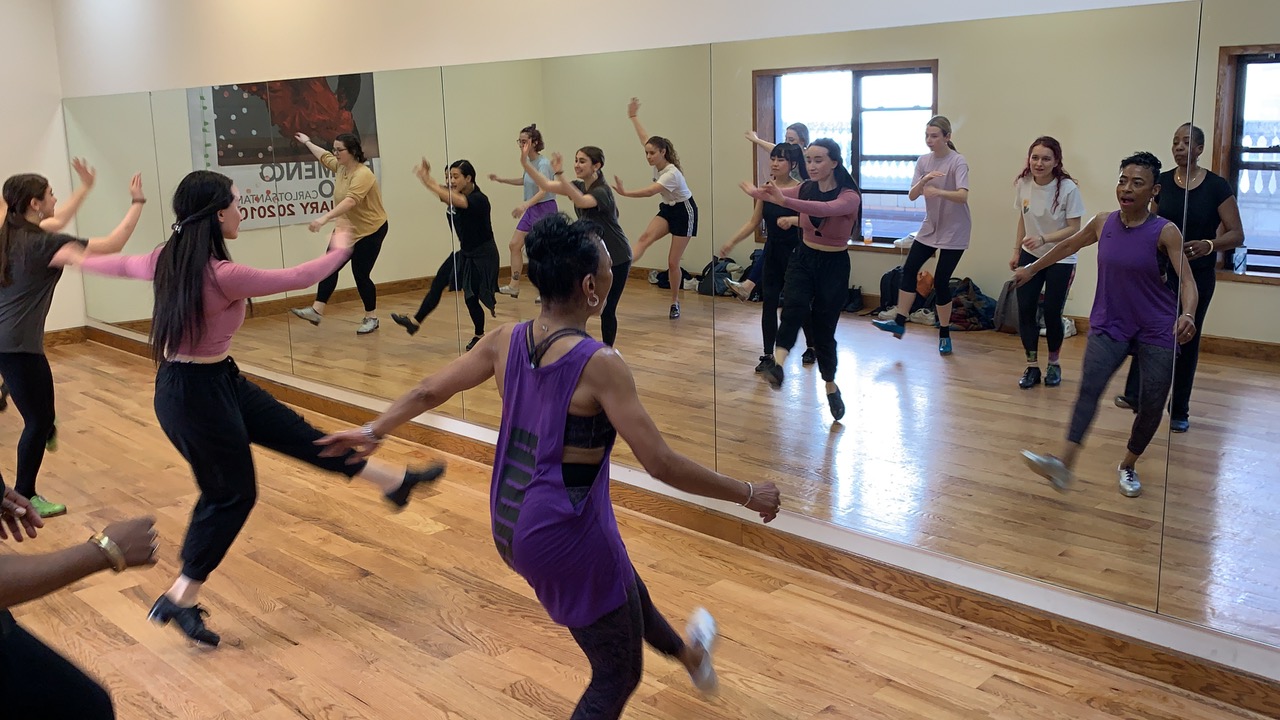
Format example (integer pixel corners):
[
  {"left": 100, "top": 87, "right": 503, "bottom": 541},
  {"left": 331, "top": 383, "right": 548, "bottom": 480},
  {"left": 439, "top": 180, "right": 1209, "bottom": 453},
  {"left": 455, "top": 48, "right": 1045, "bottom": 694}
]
[{"left": 764, "top": 62, "right": 936, "bottom": 242}]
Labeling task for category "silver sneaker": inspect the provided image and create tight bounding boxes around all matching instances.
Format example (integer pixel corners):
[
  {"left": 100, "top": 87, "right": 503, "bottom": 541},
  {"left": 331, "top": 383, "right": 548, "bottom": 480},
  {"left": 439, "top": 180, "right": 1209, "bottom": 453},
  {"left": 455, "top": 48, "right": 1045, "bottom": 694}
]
[
  {"left": 1021, "top": 450, "right": 1073, "bottom": 491},
  {"left": 1117, "top": 465, "right": 1142, "bottom": 497},
  {"left": 357, "top": 317, "right": 379, "bottom": 335},
  {"left": 498, "top": 284, "right": 520, "bottom": 298},
  {"left": 290, "top": 307, "right": 323, "bottom": 325}
]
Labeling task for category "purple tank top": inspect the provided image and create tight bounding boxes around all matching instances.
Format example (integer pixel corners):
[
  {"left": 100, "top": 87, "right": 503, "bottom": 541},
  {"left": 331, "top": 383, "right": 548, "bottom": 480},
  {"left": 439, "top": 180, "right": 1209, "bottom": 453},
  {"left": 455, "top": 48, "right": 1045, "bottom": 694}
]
[
  {"left": 490, "top": 322, "right": 631, "bottom": 627},
  {"left": 1090, "top": 212, "right": 1177, "bottom": 350}
]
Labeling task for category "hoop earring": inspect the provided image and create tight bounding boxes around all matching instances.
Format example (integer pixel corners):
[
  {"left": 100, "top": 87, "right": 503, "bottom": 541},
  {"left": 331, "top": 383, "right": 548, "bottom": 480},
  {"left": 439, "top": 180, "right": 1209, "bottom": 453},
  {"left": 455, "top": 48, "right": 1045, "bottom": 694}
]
[{"left": 587, "top": 293, "right": 600, "bottom": 308}]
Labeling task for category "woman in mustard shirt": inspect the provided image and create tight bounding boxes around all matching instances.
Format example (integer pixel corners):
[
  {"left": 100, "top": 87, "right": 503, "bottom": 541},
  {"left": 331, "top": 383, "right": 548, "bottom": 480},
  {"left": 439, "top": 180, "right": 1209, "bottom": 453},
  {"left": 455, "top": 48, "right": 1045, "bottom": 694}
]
[{"left": 290, "top": 131, "right": 389, "bottom": 335}]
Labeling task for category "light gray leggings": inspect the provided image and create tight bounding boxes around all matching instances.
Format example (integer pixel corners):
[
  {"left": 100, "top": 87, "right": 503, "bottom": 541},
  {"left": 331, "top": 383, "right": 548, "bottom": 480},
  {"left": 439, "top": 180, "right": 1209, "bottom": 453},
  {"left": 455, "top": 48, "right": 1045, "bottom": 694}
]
[{"left": 1068, "top": 333, "right": 1174, "bottom": 456}]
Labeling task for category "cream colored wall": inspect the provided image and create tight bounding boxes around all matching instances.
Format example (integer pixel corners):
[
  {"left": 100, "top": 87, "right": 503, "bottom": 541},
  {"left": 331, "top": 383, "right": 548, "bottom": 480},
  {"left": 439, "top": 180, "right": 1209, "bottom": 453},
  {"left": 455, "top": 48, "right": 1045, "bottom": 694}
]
[
  {"left": 1189, "top": 0, "right": 1280, "bottom": 344},
  {"left": 0, "top": 0, "right": 82, "bottom": 330},
  {"left": 711, "top": 2, "right": 1202, "bottom": 321},
  {"left": 540, "top": 46, "right": 715, "bottom": 273}
]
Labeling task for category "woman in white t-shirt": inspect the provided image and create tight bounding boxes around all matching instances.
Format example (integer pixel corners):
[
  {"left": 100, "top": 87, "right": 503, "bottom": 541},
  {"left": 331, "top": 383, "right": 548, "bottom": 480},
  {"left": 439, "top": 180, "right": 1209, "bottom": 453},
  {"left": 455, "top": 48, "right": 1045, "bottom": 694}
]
[
  {"left": 613, "top": 97, "right": 698, "bottom": 319},
  {"left": 1010, "top": 136, "right": 1084, "bottom": 389}
]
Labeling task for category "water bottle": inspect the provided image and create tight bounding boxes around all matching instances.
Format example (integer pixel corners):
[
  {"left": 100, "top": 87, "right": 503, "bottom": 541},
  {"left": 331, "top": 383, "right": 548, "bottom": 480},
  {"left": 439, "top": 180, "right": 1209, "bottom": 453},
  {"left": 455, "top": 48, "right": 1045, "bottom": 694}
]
[
  {"left": 862, "top": 219, "right": 874, "bottom": 245},
  {"left": 1233, "top": 246, "right": 1248, "bottom": 274}
]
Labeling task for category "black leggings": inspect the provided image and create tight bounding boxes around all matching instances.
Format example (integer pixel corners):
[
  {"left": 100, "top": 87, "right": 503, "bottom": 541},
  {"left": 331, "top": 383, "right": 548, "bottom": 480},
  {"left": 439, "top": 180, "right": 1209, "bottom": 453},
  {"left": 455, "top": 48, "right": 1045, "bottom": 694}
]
[
  {"left": 602, "top": 261, "right": 630, "bottom": 347},
  {"left": 315, "top": 221, "right": 389, "bottom": 312},
  {"left": 1016, "top": 250, "right": 1074, "bottom": 355},
  {"left": 0, "top": 614, "right": 114, "bottom": 719},
  {"left": 414, "top": 253, "right": 486, "bottom": 336},
  {"left": 777, "top": 245, "right": 849, "bottom": 382},
  {"left": 153, "top": 358, "right": 366, "bottom": 582},
  {"left": 899, "top": 241, "right": 965, "bottom": 306},
  {"left": 1070, "top": 334, "right": 1174, "bottom": 457},
  {"left": 566, "top": 570, "right": 685, "bottom": 720},
  {"left": 0, "top": 353, "right": 56, "bottom": 498},
  {"left": 760, "top": 240, "right": 812, "bottom": 355},
  {"left": 1123, "top": 260, "right": 1215, "bottom": 421}
]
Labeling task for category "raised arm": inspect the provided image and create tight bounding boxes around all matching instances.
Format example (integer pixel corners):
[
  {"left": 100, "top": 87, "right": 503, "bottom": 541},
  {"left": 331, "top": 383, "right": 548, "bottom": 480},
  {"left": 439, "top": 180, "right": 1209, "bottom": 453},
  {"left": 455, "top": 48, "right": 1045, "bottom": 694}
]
[
  {"left": 525, "top": 152, "right": 598, "bottom": 209},
  {"left": 720, "top": 199, "right": 765, "bottom": 258},
  {"left": 415, "top": 158, "right": 469, "bottom": 209},
  {"left": 214, "top": 234, "right": 354, "bottom": 300},
  {"left": 589, "top": 350, "right": 779, "bottom": 522},
  {"left": 744, "top": 130, "right": 776, "bottom": 153},
  {"left": 39, "top": 159, "right": 96, "bottom": 233},
  {"left": 294, "top": 132, "right": 333, "bottom": 167},
  {"left": 74, "top": 245, "right": 161, "bottom": 279},
  {"left": 84, "top": 174, "right": 147, "bottom": 254},
  {"left": 315, "top": 329, "right": 506, "bottom": 459},
  {"left": 611, "top": 176, "right": 664, "bottom": 199},
  {"left": 627, "top": 97, "right": 650, "bottom": 148},
  {"left": 777, "top": 187, "right": 861, "bottom": 218}
]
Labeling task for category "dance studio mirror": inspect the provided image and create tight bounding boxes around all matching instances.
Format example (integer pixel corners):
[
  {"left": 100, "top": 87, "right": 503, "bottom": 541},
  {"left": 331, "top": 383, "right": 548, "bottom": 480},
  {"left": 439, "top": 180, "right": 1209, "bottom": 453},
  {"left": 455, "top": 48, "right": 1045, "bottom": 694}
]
[
  {"left": 709, "top": 2, "right": 1202, "bottom": 611},
  {"left": 1159, "top": 0, "right": 1280, "bottom": 647},
  {"left": 439, "top": 47, "right": 717, "bottom": 468}
]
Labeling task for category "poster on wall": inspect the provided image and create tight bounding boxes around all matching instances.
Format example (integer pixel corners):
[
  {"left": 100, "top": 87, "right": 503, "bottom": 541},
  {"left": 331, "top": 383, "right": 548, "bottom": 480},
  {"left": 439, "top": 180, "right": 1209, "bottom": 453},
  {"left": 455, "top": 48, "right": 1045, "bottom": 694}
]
[{"left": 186, "top": 74, "right": 381, "bottom": 231}]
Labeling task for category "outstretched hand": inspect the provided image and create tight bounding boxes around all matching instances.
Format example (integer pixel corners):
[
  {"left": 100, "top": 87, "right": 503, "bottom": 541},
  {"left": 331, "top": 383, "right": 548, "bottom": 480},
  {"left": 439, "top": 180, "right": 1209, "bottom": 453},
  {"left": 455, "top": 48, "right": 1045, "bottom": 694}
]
[
  {"left": 71, "top": 157, "right": 96, "bottom": 188},
  {"left": 128, "top": 173, "right": 145, "bottom": 203},
  {"left": 627, "top": 97, "right": 641, "bottom": 118},
  {"left": 315, "top": 427, "right": 383, "bottom": 463},
  {"left": 328, "top": 224, "right": 356, "bottom": 251},
  {"left": 745, "top": 481, "right": 781, "bottom": 524},
  {"left": 550, "top": 153, "right": 563, "bottom": 176},
  {"left": 295, "top": 132, "right": 311, "bottom": 145},
  {"left": 612, "top": 175, "right": 626, "bottom": 195},
  {"left": 0, "top": 487, "right": 42, "bottom": 542}
]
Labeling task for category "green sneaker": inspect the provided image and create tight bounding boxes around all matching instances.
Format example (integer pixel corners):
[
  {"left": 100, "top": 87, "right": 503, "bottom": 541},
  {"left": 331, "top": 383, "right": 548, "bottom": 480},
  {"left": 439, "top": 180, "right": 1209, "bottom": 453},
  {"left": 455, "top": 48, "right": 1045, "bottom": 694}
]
[
  {"left": 29, "top": 495, "right": 67, "bottom": 517},
  {"left": 45, "top": 419, "right": 57, "bottom": 453}
]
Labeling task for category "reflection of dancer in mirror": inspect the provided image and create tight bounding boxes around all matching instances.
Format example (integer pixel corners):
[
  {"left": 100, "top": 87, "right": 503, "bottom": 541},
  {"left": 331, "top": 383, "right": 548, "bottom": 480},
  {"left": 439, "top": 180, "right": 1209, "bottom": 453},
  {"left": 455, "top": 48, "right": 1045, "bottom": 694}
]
[
  {"left": 0, "top": 163, "right": 145, "bottom": 518},
  {"left": 1018, "top": 152, "right": 1197, "bottom": 499},
  {"left": 1116, "top": 123, "right": 1244, "bottom": 433},
  {"left": 319, "top": 214, "right": 781, "bottom": 719},
  {"left": 2, "top": 483, "right": 158, "bottom": 719},
  {"left": 71, "top": 171, "right": 445, "bottom": 646},
  {"left": 742, "top": 139, "right": 861, "bottom": 421},
  {"left": 289, "top": 131, "right": 389, "bottom": 335},
  {"left": 522, "top": 145, "right": 633, "bottom": 346},
  {"left": 873, "top": 116, "right": 971, "bottom": 355},
  {"left": 392, "top": 159, "right": 499, "bottom": 351},
  {"left": 720, "top": 143, "right": 815, "bottom": 373},
  {"left": 613, "top": 97, "right": 697, "bottom": 319},
  {"left": 494, "top": 124, "right": 558, "bottom": 301},
  {"left": 1010, "top": 136, "right": 1084, "bottom": 389},
  {"left": 745, "top": 123, "right": 810, "bottom": 179}
]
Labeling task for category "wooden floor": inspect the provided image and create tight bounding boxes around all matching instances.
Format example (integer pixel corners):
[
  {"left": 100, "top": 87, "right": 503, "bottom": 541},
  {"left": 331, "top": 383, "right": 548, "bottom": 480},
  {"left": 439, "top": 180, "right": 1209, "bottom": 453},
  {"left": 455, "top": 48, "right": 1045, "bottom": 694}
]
[
  {"left": 109, "top": 281, "right": 1280, "bottom": 648},
  {"left": 0, "top": 344, "right": 1264, "bottom": 719}
]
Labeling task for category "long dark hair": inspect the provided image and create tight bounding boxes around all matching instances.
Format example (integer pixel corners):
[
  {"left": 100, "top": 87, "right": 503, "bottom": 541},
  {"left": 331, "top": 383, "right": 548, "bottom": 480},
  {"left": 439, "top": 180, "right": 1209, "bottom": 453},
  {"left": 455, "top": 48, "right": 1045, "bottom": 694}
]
[
  {"left": 646, "top": 136, "right": 681, "bottom": 171},
  {"left": 449, "top": 159, "right": 478, "bottom": 190},
  {"left": 578, "top": 146, "right": 607, "bottom": 191},
  {"left": 0, "top": 174, "right": 50, "bottom": 288},
  {"left": 770, "top": 142, "right": 807, "bottom": 181},
  {"left": 798, "top": 139, "right": 859, "bottom": 230},
  {"left": 335, "top": 133, "right": 367, "bottom": 163},
  {"left": 1015, "top": 136, "right": 1076, "bottom": 213},
  {"left": 150, "top": 171, "right": 236, "bottom": 362}
]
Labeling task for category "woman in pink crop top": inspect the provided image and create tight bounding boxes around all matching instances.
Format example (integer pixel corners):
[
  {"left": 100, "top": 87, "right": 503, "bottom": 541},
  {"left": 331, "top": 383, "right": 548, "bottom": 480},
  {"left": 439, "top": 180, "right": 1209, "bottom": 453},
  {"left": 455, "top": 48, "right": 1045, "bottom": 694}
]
[
  {"left": 72, "top": 171, "right": 445, "bottom": 648},
  {"left": 742, "top": 138, "right": 860, "bottom": 423}
]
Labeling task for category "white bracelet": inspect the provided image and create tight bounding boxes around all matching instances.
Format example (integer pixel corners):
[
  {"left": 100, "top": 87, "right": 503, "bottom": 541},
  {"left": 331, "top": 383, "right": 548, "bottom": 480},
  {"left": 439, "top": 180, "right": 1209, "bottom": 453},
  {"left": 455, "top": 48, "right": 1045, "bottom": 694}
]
[
  {"left": 360, "top": 422, "right": 384, "bottom": 444},
  {"left": 741, "top": 482, "right": 755, "bottom": 506}
]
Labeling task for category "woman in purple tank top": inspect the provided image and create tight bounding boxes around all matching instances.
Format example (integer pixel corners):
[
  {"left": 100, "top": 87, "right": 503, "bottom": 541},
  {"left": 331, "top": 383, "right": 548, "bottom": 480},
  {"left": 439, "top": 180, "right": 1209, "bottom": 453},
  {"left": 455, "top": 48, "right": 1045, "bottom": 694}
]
[
  {"left": 320, "top": 213, "right": 781, "bottom": 719},
  {"left": 1014, "top": 152, "right": 1198, "bottom": 499}
]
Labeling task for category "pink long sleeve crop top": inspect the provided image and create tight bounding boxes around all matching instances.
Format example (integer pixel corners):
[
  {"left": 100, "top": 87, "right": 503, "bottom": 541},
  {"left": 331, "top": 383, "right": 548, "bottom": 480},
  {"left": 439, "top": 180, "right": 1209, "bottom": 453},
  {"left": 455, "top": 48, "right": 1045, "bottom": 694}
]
[
  {"left": 750, "top": 183, "right": 861, "bottom": 248},
  {"left": 81, "top": 245, "right": 352, "bottom": 358}
]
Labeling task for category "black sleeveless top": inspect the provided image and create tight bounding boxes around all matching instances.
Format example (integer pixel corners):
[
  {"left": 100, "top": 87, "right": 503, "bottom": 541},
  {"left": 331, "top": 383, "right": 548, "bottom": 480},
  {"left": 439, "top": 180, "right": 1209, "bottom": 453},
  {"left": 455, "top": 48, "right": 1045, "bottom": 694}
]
[{"left": 762, "top": 200, "right": 801, "bottom": 246}]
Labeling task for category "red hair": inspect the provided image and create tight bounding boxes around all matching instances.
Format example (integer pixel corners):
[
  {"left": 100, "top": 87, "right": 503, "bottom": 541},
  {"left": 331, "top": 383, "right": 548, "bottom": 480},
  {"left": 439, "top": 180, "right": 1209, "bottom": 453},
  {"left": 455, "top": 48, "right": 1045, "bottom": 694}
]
[{"left": 1015, "top": 135, "right": 1075, "bottom": 213}]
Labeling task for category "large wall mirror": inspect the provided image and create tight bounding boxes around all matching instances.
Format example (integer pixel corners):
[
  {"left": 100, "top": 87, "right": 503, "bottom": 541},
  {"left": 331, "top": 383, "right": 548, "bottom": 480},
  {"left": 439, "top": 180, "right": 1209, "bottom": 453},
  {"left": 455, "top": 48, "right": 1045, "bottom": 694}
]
[{"left": 70, "top": 0, "right": 1280, "bottom": 652}]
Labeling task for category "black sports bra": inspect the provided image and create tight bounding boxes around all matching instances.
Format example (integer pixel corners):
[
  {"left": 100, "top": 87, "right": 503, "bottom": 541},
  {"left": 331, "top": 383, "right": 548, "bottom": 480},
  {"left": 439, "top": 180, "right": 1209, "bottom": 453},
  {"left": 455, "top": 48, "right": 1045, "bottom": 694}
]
[{"left": 525, "top": 324, "right": 617, "bottom": 450}]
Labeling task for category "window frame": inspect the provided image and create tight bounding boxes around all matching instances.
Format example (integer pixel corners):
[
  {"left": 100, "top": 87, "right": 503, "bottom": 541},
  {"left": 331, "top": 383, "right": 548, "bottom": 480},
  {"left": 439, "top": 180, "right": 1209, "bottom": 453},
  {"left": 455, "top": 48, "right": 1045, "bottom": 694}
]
[
  {"left": 752, "top": 59, "right": 938, "bottom": 247},
  {"left": 1212, "top": 44, "right": 1280, "bottom": 284}
]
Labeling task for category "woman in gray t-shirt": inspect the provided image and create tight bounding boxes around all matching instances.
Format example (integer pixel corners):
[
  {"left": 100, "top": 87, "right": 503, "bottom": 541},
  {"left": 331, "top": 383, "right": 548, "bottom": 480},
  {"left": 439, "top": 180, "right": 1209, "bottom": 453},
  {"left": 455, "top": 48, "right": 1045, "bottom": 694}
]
[{"left": 0, "top": 165, "right": 145, "bottom": 517}]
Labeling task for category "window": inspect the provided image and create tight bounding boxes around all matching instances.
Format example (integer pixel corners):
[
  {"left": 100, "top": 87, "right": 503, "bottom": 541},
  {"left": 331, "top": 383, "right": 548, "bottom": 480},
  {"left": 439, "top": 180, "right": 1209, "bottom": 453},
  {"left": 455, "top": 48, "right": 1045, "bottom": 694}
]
[
  {"left": 1215, "top": 47, "right": 1280, "bottom": 276},
  {"left": 753, "top": 61, "right": 937, "bottom": 243}
]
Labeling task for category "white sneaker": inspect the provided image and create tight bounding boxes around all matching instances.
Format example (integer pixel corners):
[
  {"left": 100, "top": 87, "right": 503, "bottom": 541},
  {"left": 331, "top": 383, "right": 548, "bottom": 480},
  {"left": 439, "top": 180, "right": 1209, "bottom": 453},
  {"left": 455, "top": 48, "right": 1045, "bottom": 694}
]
[
  {"left": 290, "top": 307, "right": 323, "bottom": 325},
  {"left": 1118, "top": 465, "right": 1142, "bottom": 497},
  {"left": 877, "top": 308, "right": 898, "bottom": 321},
  {"left": 356, "top": 317, "right": 379, "bottom": 335},
  {"left": 685, "top": 607, "right": 719, "bottom": 694},
  {"left": 1021, "top": 450, "right": 1073, "bottom": 491},
  {"left": 498, "top": 284, "right": 520, "bottom": 298}
]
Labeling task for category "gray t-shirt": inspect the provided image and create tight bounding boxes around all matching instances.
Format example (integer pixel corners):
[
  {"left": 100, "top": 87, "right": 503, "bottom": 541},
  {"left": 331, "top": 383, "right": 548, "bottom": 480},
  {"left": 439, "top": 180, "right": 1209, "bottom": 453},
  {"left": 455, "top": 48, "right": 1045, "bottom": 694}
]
[
  {"left": 523, "top": 155, "right": 554, "bottom": 203},
  {"left": 913, "top": 150, "right": 971, "bottom": 250},
  {"left": 573, "top": 179, "right": 632, "bottom": 266},
  {"left": 0, "top": 227, "right": 87, "bottom": 354}
]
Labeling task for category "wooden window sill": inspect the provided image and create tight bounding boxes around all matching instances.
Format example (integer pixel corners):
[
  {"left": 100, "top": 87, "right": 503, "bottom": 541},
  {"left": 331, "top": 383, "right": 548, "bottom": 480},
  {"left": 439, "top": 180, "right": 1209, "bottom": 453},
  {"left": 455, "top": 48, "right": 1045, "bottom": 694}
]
[
  {"left": 847, "top": 242, "right": 907, "bottom": 255},
  {"left": 1216, "top": 270, "right": 1280, "bottom": 286}
]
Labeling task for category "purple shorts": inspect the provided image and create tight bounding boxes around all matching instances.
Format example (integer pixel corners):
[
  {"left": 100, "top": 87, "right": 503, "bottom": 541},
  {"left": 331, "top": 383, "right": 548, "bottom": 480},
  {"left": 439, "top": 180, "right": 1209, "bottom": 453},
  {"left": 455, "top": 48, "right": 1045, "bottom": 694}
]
[{"left": 516, "top": 199, "right": 559, "bottom": 233}]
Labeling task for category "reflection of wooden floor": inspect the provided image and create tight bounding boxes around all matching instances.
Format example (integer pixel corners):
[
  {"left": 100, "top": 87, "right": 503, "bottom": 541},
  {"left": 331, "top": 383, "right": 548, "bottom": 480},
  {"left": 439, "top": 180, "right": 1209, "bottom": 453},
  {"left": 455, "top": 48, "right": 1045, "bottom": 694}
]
[
  {"left": 8, "top": 344, "right": 1256, "bottom": 719},
  {"left": 132, "top": 283, "right": 1280, "bottom": 646}
]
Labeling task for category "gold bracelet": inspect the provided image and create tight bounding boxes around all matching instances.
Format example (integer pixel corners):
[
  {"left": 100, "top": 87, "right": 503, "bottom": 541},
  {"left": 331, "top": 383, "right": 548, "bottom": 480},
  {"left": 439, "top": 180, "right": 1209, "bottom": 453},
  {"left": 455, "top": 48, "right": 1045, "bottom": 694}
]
[
  {"left": 1205, "top": 239, "right": 1215, "bottom": 253},
  {"left": 88, "top": 532, "right": 127, "bottom": 572}
]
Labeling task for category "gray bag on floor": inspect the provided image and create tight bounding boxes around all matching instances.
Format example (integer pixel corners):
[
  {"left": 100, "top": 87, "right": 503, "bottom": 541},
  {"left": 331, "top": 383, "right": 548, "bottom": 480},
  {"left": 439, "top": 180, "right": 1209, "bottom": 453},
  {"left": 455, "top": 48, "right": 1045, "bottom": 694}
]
[{"left": 994, "top": 280, "right": 1019, "bottom": 334}]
